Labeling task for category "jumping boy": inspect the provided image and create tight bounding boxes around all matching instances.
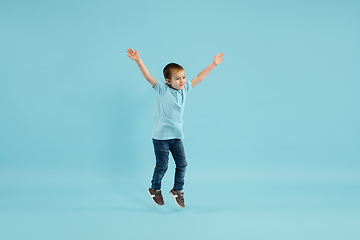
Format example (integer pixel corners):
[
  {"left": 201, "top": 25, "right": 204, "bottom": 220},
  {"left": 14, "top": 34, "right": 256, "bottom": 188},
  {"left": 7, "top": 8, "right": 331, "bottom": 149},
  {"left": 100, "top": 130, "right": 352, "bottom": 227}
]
[{"left": 126, "top": 48, "right": 224, "bottom": 208}]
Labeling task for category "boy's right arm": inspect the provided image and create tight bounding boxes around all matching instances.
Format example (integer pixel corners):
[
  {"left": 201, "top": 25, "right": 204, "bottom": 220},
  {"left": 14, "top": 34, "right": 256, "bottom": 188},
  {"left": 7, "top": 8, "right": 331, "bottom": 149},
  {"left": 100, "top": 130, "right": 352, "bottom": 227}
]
[{"left": 127, "top": 48, "right": 157, "bottom": 88}]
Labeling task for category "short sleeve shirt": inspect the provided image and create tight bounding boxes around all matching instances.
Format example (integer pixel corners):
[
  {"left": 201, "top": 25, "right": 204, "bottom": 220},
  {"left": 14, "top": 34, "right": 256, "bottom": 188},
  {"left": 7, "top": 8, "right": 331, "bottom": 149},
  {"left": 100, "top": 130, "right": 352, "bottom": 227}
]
[{"left": 152, "top": 80, "right": 192, "bottom": 140}]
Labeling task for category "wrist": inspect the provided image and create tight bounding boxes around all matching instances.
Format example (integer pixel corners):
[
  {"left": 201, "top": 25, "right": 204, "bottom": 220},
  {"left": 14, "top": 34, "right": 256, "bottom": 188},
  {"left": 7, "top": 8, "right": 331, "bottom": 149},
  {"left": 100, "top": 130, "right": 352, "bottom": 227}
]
[{"left": 135, "top": 57, "right": 142, "bottom": 64}]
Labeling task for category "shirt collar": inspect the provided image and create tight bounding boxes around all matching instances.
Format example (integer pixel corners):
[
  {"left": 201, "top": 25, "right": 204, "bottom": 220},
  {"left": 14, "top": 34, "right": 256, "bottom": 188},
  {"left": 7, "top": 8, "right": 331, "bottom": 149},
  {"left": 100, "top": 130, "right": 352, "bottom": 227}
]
[{"left": 167, "top": 83, "right": 182, "bottom": 93}]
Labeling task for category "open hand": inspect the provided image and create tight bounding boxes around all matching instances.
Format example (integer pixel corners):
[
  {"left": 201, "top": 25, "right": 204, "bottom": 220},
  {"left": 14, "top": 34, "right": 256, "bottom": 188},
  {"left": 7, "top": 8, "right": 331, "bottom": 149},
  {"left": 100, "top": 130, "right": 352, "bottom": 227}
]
[
  {"left": 213, "top": 52, "right": 224, "bottom": 66},
  {"left": 127, "top": 48, "right": 139, "bottom": 61}
]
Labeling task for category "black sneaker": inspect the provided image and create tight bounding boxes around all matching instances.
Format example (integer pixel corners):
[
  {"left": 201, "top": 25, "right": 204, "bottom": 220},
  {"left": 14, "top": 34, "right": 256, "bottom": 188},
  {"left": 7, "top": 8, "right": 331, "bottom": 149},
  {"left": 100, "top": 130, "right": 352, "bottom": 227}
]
[
  {"left": 148, "top": 188, "right": 164, "bottom": 206},
  {"left": 169, "top": 189, "right": 185, "bottom": 208}
]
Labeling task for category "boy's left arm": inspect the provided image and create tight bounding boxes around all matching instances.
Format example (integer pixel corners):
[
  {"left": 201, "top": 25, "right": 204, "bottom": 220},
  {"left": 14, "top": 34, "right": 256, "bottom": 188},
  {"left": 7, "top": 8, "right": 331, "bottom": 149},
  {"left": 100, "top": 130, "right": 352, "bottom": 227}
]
[{"left": 191, "top": 52, "right": 224, "bottom": 88}]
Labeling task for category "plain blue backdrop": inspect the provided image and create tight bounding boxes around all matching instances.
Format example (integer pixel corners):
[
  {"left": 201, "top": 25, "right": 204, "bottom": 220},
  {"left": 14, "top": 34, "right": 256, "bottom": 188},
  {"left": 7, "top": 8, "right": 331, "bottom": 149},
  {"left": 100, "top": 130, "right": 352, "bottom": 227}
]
[{"left": 1, "top": 0, "right": 359, "bottom": 239}]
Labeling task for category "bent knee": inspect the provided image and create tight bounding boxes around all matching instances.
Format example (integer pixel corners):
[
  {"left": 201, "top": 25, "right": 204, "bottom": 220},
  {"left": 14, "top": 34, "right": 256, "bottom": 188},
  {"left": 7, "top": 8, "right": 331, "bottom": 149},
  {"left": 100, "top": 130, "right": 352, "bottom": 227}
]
[
  {"left": 176, "top": 162, "right": 187, "bottom": 169},
  {"left": 155, "top": 166, "right": 168, "bottom": 173}
]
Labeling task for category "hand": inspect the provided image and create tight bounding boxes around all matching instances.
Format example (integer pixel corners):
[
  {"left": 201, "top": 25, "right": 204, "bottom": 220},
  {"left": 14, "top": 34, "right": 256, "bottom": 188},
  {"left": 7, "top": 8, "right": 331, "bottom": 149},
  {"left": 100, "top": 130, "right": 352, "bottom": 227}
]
[
  {"left": 213, "top": 52, "right": 224, "bottom": 66},
  {"left": 127, "top": 48, "right": 140, "bottom": 62}
]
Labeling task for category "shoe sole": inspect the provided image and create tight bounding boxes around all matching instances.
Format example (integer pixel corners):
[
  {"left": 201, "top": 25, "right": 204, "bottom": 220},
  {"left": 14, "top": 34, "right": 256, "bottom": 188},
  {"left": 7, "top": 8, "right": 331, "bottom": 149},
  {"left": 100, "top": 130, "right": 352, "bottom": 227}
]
[
  {"left": 169, "top": 191, "right": 185, "bottom": 208},
  {"left": 147, "top": 189, "right": 163, "bottom": 206}
]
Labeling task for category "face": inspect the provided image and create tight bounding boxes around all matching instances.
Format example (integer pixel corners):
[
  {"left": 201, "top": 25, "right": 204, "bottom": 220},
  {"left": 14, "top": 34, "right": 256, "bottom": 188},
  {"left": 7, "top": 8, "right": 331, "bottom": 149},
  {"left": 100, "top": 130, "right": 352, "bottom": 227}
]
[{"left": 166, "top": 70, "right": 186, "bottom": 90}]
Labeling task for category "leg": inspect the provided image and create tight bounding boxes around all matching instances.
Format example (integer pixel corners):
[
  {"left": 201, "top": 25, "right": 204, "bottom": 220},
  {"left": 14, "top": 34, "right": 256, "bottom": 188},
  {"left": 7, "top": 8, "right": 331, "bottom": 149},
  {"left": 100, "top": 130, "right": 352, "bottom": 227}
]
[
  {"left": 169, "top": 139, "right": 187, "bottom": 191},
  {"left": 151, "top": 139, "right": 171, "bottom": 190}
]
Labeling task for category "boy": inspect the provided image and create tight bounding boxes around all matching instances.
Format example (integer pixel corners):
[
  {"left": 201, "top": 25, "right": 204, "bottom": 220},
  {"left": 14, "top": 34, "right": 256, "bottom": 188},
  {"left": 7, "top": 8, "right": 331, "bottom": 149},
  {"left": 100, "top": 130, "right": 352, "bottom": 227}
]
[{"left": 126, "top": 48, "right": 224, "bottom": 208}]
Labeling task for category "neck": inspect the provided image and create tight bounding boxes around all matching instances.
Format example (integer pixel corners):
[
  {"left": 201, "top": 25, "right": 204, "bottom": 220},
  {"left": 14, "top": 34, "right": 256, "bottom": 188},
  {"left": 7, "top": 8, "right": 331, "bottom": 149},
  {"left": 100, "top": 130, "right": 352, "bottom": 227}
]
[{"left": 168, "top": 83, "right": 178, "bottom": 91}]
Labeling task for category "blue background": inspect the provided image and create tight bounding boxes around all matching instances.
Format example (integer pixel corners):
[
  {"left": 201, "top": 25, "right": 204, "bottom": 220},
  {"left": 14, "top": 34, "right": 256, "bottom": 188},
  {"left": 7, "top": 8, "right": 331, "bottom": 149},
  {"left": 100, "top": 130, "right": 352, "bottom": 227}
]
[{"left": 1, "top": 0, "right": 359, "bottom": 239}]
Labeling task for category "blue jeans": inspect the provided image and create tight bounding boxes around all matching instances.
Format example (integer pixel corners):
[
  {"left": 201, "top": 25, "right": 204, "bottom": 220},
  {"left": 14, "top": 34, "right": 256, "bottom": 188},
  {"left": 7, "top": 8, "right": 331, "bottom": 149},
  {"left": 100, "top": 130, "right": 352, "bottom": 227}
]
[{"left": 151, "top": 139, "right": 187, "bottom": 191}]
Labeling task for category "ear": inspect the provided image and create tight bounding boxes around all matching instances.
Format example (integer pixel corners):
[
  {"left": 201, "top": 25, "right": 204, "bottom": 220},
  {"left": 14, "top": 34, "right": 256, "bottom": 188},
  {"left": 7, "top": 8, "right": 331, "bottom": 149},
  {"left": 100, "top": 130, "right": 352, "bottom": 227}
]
[{"left": 165, "top": 78, "right": 170, "bottom": 85}]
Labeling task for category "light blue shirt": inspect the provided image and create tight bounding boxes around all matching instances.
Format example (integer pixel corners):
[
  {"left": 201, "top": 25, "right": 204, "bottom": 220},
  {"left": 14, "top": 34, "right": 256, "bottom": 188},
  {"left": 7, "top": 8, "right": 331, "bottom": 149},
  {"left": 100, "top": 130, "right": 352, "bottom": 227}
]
[{"left": 152, "top": 80, "right": 192, "bottom": 140}]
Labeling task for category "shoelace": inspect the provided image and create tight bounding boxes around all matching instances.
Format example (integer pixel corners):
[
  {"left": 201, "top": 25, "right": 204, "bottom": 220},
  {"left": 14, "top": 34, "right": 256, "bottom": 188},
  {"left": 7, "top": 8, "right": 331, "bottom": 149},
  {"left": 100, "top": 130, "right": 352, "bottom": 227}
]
[
  {"left": 176, "top": 192, "right": 184, "bottom": 201},
  {"left": 154, "top": 191, "right": 162, "bottom": 198}
]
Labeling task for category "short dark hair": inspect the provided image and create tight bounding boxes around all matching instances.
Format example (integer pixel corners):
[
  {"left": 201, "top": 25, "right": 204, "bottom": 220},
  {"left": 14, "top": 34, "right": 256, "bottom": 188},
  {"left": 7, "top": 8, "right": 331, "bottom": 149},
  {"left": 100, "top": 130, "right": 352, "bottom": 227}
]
[{"left": 163, "top": 63, "right": 184, "bottom": 80}]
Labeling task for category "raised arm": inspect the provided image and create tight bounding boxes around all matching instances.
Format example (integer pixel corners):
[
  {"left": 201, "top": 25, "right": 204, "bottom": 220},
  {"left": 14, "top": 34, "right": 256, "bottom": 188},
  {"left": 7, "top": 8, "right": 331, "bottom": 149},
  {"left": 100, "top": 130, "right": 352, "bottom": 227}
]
[
  {"left": 191, "top": 52, "right": 224, "bottom": 88},
  {"left": 127, "top": 48, "right": 157, "bottom": 87}
]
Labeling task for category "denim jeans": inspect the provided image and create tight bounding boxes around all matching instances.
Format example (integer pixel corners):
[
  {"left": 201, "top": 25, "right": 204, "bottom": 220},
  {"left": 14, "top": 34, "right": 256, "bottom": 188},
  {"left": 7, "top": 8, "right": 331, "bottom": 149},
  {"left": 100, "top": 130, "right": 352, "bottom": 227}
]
[{"left": 151, "top": 139, "right": 187, "bottom": 191}]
